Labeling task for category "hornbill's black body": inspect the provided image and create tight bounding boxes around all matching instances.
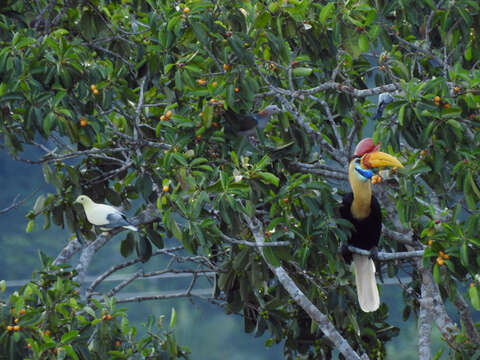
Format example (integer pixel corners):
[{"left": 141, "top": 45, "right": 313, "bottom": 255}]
[{"left": 340, "top": 192, "right": 382, "bottom": 264}]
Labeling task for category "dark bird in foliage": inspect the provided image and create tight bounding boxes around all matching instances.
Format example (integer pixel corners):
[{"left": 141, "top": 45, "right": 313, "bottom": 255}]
[
  {"left": 372, "top": 93, "right": 394, "bottom": 120},
  {"left": 223, "top": 105, "right": 282, "bottom": 136},
  {"left": 340, "top": 138, "right": 403, "bottom": 312}
]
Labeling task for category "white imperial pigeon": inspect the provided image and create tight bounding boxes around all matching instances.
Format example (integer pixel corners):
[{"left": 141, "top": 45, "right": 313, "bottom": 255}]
[{"left": 75, "top": 195, "right": 138, "bottom": 231}]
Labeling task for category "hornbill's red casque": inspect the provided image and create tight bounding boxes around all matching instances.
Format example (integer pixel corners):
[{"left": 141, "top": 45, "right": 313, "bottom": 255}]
[{"left": 340, "top": 138, "right": 403, "bottom": 312}]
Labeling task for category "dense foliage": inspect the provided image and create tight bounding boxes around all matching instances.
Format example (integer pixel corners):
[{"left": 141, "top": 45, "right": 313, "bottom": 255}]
[
  {"left": 0, "top": 253, "right": 188, "bottom": 360},
  {"left": 1, "top": 0, "right": 480, "bottom": 359}
]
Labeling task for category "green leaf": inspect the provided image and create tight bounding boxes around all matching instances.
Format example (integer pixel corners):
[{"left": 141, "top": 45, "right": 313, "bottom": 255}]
[
  {"left": 169, "top": 307, "right": 177, "bottom": 328},
  {"left": 137, "top": 236, "right": 152, "bottom": 263},
  {"left": 257, "top": 172, "right": 280, "bottom": 187},
  {"left": 292, "top": 67, "right": 313, "bottom": 76},
  {"left": 319, "top": 3, "right": 335, "bottom": 25},
  {"left": 26, "top": 219, "right": 34, "bottom": 233},
  {"left": 433, "top": 263, "right": 440, "bottom": 283},
  {"left": 60, "top": 330, "right": 79, "bottom": 344},
  {"left": 358, "top": 34, "right": 369, "bottom": 52},
  {"left": 262, "top": 246, "right": 280, "bottom": 267},
  {"left": 469, "top": 285, "right": 480, "bottom": 310},
  {"left": 120, "top": 233, "right": 135, "bottom": 257}
]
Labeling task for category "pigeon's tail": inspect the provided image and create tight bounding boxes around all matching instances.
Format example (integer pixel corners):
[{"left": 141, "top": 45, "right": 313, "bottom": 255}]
[
  {"left": 122, "top": 225, "right": 138, "bottom": 232},
  {"left": 372, "top": 103, "right": 385, "bottom": 120}
]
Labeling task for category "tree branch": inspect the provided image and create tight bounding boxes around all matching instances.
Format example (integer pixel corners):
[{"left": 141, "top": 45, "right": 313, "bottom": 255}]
[
  {"left": 220, "top": 233, "right": 290, "bottom": 247},
  {"left": 245, "top": 216, "right": 369, "bottom": 360},
  {"left": 347, "top": 246, "right": 424, "bottom": 261}
]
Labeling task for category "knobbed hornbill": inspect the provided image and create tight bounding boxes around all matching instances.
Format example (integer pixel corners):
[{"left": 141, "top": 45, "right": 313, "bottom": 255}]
[{"left": 340, "top": 138, "right": 403, "bottom": 312}]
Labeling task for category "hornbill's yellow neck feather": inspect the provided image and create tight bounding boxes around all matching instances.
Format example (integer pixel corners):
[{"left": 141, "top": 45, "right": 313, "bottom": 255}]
[{"left": 348, "top": 160, "right": 372, "bottom": 220}]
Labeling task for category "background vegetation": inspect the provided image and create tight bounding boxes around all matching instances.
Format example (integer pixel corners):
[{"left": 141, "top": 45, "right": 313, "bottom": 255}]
[{"left": 1, "top": 0, "right": 480, "bottom": 359}]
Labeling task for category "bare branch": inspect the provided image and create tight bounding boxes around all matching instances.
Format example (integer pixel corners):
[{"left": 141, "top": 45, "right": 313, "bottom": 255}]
[
  {"left": 308, "top": 95, "right": 344, "bottom": 152},
  {"left": 53, "top": 237, "right": 83, "bottom": 266},
  {"left": 347, "top": 246, "right": 424, "bottom": 261},
  {"left": 220, "top": 233, "right": 290, "bottom": 247},
  {"left": 292, "top": 162, "right": 347, "bottom": 180},
  {"left": 245, "top": 216, "right": 369, "bottom": 360},
  {"left": 452, "top": 293, "right": 480, "bottom": 346},
  {"left": 0, "top": 187, "right": 41, "bottom": 215},
  {"left": 418, "top": 263, "right": 433, "bottom": 360}
]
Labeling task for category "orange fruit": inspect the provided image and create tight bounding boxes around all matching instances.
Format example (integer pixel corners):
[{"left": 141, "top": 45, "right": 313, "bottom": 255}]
[
  {"left": 434, "top": 96, "right": 440, "bottom": 103},
  {"left": 90, "top": 84, "right": 96, "bottom": 91},
  {"left": 183, "top": 7, "right": 190, "bottom": 14},
  {"left": 443, "top": 103, "right": 450, "bottom": 109},
  {"left": 80, "top": 117, "right": 88, "bottom": 127},
  {"left": 223, "top": 64, "right": 230, "bottom": 71},
  {"left": 234, "top": 87, "right": 239, "bottom": 93},
  {"left": 163, "top": 185, "right": 169, "bottom": 193},
  {"left": 166, "top": 110, "right": 172, "bottom": 118}
]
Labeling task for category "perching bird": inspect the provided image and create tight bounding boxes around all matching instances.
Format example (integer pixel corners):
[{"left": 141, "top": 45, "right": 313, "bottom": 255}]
[
  {"left": 340, "top": 138, "right": 403, "bottom": 312},
  {"left": 75, "top": 195, "right": 138, "bottom": 231},
  {"left": 223, "top": 105, "right": 282, "bottom": 136},
  {"left": 372, "top": 92, "right": 394, "bottom": 120}
]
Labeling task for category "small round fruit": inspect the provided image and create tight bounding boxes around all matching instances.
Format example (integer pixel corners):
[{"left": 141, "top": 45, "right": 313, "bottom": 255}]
[
  {"left": 436, "top": 257, "right": 444, "bottom": 266},
  {"left": 106, "top": 314, "right": 112, "bottom": 320},
  {"left": 434, "top": 96, "right": 440, "bottom": 103},
  {"left": 166, "top": 110, "right": 172, "bottom": 118},
  {"left": 443, "top": 103, "right": 450, "bottom": 109},
  {"left": 90, "top": 84, "right": 97, "bottom": 91},
  {"left": 93, "top": 89, "right": 99, "bottom": 95},
  {"left": 420, "top": 149, "right": 427, "bottom": 157},
  {"left": 163, "top": 185, "right": 169, "bottom": 193},
  {"left": 13, "top": 325, "right": 20, "bottom": 331},
  {"left": 197, "top": 79, "right": 206, "bottom": 85},
  {"left": 80, "top": 117, "right": 88, "bottom": 127},
  {"left": 454, "top": 86, "right": 460, "bottom": 92},
  {"left": 428, "top": 239, "right": 433, "bottom": 246},
  {"left": 19, "top": 309, "right": 26, "bottom": 315},
  {"left": 115, "top": 340, "right": 121, "bottom": 347},
  {"left": 160, "top": 115, "right": 167, "bottom": 121},
  {"left": 234, "top": 87, "right": 239, "bottom": 93},
  {"left": 183, "top": 7, "right": 190, "bottom": 14},
  {"left": 223, "top": 64, "right": 230, "bottom": 71},
  {"left": 212, "top": 81, "right": 217, "bottom": 87},
  {"left": 45, "top": 330, "right": 51, "bottom": 337},
  {"left": 7, "top": 326, "right": 13, "bottom": 331}
]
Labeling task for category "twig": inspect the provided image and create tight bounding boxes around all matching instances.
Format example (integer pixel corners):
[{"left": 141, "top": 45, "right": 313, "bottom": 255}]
[
  {"left": 292, "top": 162, "right": 347, "bottom": 180},
  {"left": 0, "top": 187, "right": 41, "bottom": 215},
  {"left": 220, "top": 233, "right": 290, "bottom": 247},
  {"left": 452, "top": 294, "right": 480, "bottom": 346},
  {"left": 308, "top": 95, "right": 344, "bottom": 153},
  {"left": 347, "top": 246, "right": 424, "bottom": 261}
]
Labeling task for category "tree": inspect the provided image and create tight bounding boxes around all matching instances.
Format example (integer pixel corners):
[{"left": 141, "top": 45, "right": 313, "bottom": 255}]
[
  {"left": 0, "top": 253, "right": 189, "bottom": 359},
  {"left": 1, "top": 0, "right": 480, "bottom": 359}
]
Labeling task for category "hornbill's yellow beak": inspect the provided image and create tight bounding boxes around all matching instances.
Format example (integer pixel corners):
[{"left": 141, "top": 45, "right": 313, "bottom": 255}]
[{"left": 361, "top": 151, "right": 404, "bottom": 169}]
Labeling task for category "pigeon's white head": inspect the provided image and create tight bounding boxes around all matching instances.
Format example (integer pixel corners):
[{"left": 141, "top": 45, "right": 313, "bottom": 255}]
[{"left": 75, "top": 195, "right": 94, "bottom": 207}]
